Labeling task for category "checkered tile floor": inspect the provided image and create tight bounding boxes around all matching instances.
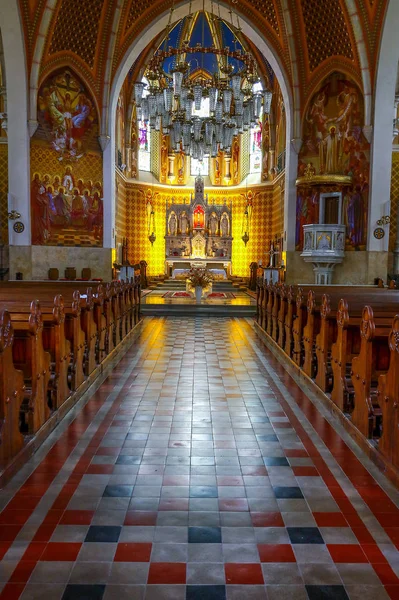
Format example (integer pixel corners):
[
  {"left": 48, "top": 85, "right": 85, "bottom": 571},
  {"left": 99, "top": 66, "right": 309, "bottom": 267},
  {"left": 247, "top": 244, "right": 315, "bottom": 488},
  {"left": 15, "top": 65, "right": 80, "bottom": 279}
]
[{"left": 1, "top": 317, "right": 399, "bottom": 600}]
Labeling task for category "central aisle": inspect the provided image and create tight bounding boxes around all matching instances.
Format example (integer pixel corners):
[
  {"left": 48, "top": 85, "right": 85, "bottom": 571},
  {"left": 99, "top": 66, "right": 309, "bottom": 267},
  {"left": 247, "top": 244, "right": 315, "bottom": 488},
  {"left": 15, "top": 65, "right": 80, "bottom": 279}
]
[{"left": 1, "top": 317, "right": 399, "bottom": 600}]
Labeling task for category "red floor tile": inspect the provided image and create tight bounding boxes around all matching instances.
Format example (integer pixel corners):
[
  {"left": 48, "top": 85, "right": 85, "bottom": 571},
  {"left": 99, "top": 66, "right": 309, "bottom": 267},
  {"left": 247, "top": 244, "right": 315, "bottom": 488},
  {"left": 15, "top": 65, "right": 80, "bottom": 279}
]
[
  {"left": 40, "top": 542, "right": 82, "bottom": 561},
  {"left": 114, "top": 543, "right": 152, "bottom": 562},
  {"left": 0, "top": 583, "right": 26, "bottom": 599},
  {"left": 217, "top": 476, "right": 244, "bottom": 486},
  {"left": 313, "top": 512, "right": 348, "bottom": 527},
  {"left": 0, "top": 525, "right": 22, "bottom": 542},
  {"left": 218, "top": 498, "right": 249, "bottom": 512},
  {"left": 327, "top": 544, "right": 368, "bottom": 563},
  {"left": 292, "top": 466, "right": 319, "bottom": 476},
  {"left": 251, "top": 512, "right": 285, "bottom": 527},
  {"left": 124, "top": 511, "right": 158, "bottom": 526},
  {"left": 162, "top": 476, "right": 190, "bottom": 486},
  {"left": 8, "top": 562, "right": 36, "bottom": 584},
  {"left": 147, "top": 562, "right": 186, "bottom": 584},
  {"left": 225, "top": 563, "right": 264, "bottom": 584},
  {"left": 258, "top": 544, "right": 296, "bottom": 562},
  {"left": 86, "top": 464, "right": 114, "bottom": 475},
  {"left": 373, "top": 564, "right": 399, "bottom": 585},
  {"left": 0, "top": 510, "right": 32, "bottom": 525}
]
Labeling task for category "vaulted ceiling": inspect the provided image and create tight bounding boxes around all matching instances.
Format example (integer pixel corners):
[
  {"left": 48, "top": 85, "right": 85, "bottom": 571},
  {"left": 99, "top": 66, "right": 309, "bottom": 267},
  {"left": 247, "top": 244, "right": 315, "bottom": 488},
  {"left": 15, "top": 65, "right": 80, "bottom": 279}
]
[{"left": 18, "top": 0, "right": 388, "bottom": 117}]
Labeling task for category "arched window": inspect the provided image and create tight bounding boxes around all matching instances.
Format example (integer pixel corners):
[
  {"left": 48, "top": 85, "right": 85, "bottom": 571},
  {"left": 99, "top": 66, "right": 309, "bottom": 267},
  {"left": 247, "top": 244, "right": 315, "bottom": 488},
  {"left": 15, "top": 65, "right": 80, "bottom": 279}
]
[
  {"left": 250, "top": 81, "right": 263, "bottom": 174},
  {"left": 138, "top": 77, "right": 151, "bottom": 172}
]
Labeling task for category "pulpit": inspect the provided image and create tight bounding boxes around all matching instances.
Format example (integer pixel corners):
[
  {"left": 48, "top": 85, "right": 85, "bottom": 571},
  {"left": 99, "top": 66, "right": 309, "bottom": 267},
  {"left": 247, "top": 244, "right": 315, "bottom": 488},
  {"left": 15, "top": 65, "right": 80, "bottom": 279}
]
[{"left": 301, "top": 192, "right": 346, "bottom": 284}]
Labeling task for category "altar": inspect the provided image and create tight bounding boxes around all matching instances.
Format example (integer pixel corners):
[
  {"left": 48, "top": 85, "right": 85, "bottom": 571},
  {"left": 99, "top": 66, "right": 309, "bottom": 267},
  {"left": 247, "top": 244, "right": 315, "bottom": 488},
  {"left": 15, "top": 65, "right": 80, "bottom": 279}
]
[{"left": 165, "top": 174, "right": 233, "bottom": 277}]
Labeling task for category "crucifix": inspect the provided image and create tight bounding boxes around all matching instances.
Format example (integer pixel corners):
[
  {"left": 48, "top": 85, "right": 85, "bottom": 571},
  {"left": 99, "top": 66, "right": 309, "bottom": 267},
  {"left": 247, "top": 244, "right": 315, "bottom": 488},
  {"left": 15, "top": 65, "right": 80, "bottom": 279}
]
[{"left": 264, "top": 238, "right": 280, "bottom": 269}]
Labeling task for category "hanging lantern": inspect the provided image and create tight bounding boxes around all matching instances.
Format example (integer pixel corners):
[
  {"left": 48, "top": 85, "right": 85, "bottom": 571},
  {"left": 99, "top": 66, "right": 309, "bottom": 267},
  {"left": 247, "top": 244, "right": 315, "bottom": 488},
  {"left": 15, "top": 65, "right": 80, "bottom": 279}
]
[
  {"left": 215, "top": 100, "right": 223, "bottom": 123},
  {"left": 193, "top": 84, "right": 203, "bottom": 110},
  {"left": 193, "top": 117, "right": 202, "bottom": 142},
  {"left": 234, "top": 97, "right": 243, "bottom": 116},
  {"left": 172, "top": 66, "right": 186, "bottom": 96},
  {"left": 263, "top": 89, "right": 273, "bottom": 114},
  {"left": 148, "top": 94, "right": 157, "bottom": 118},
  {"left": 163, "top": 87, "right": 173, "bottom": 112},
  {"left": 183, "top": 123, "right": 191, "bottom": 147},
  {"left": 211, "top": 139, "right": 218, "bottom": 157},
  {"left": 173, "top": 119, "right": 182, "bottom": 142},
  {"left": 141, "top": 98, "right": 149, "bottom": 121},
  {"left": 134, "top": 81, "right": 145, "bottom": 106},
  {"left": 215, "top": 123, "right": 223, "bottom": 144},
  {"left": 180, "top": 87, "right": 189, "bottom": 107},
  {"left": 185, "top": 96, "right": 194, "bottom": 121},
  {"left": 242, "top": 208, "right": 250, "bottom": 246},
  {"left": 209, "top": 87, "right": 218, "bottom": 113},
  {"left": 231, "top": 74, "right": 242, "bottom": 100},
  {"left": 253, "top": 92, "right": 263, "bottom": 119},
  {"left": 156, "top": 92, "right": 164, "bottom": 115},
  {"left": 155, "top": 115, "right": 161, "bottom": 131},
  {"left": 223, "top": 89, "right": 233, "bottom": 114},
  {"left": 205, "top": 120, "right": 215, "bottom": 146},
  {"left": 148, "top": 203, "right": 156, "bottom": 245}
]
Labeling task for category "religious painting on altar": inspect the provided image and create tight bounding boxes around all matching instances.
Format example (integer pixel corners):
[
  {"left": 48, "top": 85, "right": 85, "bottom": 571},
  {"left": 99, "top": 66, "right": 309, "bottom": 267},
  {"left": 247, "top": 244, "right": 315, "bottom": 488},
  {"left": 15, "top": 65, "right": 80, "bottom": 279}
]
[
  {"left": 296, "top": 72, "right": 370, "bottom": 251},
  {"left": 38, "top": 69, "right": 98, "bottom": 162}
]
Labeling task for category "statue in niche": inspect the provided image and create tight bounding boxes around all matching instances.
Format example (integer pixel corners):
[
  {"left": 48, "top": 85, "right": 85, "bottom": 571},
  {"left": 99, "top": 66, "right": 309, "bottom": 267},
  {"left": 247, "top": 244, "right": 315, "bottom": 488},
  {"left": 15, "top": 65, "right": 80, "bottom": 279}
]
[
  {"left": 209, "top": 214, "right": 218, "bottom": 236},
  {"left": 320, "top": 126, "right": 341, "bottom": 174},
  {"left": 169, "top": 213, "right": 177, "bottom": 236},
  {"left": 180, "top": 212, "right": 189, "bottom": 235},
  {"left": 221, "top": 214, "right": 229, "bottom": 237}
]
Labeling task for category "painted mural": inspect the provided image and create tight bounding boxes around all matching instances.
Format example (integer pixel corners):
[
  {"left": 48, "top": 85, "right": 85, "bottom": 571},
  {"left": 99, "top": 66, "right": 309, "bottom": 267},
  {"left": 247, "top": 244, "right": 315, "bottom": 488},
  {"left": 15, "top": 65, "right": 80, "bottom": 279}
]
[
  {"left": 296, "top": 73, "right": 370, "bottom": 251},
  {"left": 32, "top": 70, "right": 103, "bottom": 247},
  {"left": 38, "top": 70, "right": 97, "bottom": 161}
]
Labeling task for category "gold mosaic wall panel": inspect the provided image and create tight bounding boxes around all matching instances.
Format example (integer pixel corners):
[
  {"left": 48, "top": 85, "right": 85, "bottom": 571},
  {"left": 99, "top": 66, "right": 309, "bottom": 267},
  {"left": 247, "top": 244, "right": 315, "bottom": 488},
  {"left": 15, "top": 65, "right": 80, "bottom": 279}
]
[
  {"left": 124, "top": 181, "right": 276, "bottom": 277},
  {"left": 389, "top": 153, "right": 399, "bottom": 252},
  {"left": 0, "top": 144, "right": 8, "bottom": 245},
  {"left": 49, "top": 0, "right": 104, "bottom": 69},
  {"left": 300, "top": 0, "right": 353, "bottom": 72}
]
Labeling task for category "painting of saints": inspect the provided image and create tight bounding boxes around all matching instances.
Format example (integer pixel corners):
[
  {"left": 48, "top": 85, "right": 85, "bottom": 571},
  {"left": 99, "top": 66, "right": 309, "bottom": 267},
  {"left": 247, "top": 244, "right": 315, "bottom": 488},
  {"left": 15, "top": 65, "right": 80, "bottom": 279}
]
[
  {"left": 319, "top": 126, "right": 341, "bottom": 174},
  {"left": 54, "top": 187, "right": 69, "bottom": 223}
]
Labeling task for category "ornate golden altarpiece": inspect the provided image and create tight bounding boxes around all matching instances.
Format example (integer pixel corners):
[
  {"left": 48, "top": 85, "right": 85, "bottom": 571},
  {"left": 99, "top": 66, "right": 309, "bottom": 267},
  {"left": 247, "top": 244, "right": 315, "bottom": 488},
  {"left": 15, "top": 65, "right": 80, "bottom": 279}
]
[{"left": 165, "top": 175, "right": 233, "bottom": 277}]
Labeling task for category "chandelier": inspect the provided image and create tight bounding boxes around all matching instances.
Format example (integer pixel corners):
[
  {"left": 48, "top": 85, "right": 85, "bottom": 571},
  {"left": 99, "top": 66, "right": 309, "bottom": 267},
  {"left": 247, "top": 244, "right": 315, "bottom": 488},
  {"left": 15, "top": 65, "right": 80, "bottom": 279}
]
[{"left": 134, "top": 4, "right": 273, "bottom": 160}]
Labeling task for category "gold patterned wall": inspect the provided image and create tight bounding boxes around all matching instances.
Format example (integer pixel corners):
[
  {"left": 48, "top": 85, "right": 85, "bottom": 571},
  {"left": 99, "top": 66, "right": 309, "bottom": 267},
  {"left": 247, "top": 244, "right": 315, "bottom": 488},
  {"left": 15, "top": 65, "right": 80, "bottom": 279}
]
[
  {"left": 31, "top": 144, "right": 102, "bottom": 184},
  {"left": 0, "top": 144, "right": 8, "bottom": 245},
  {"left": 389, "top": 153, "right": 399, "bottom": 252},
  {"left": 115, "top": 170, "right": 127, "bottom": 243},
  {"left": 123, "top": 181, "right": 278, "bottom": 277}
]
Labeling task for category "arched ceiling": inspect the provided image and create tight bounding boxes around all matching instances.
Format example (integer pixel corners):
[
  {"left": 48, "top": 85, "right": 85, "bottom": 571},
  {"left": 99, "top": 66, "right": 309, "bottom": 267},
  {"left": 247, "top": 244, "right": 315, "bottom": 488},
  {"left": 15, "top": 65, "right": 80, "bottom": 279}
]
[{"left": 18, "top": 0, "right": 388, "bottom": 116}]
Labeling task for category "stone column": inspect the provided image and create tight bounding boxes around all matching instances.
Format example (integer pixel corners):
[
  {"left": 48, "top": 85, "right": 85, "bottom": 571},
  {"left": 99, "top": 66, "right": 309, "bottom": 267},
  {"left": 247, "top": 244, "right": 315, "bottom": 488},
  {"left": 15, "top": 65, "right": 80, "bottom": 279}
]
[
  {"left": 100, "top": 135, "right": 115, "bottom": 249},
  {"left": 269, "top": 149, "right": 275, "bottom": 178},
  {"left": 125, "top": 144, "right": 132, "bottom": 178},
  {"left": 393, "top": 197, "right": 399, "bottom": 275}
]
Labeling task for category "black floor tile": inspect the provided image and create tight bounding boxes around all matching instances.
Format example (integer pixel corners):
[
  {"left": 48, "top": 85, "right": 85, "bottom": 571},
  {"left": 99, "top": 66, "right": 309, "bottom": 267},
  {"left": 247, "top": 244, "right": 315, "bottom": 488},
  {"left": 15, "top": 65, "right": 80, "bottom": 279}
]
[
  {"left": 257, "top": 434, "right": 278, "bottom": 442},
  {"left": 115, "top": 455, "right": 141, "bottom": 465},
  {"left": 62, "top": 584, "right": 106, "bottom": 600},
  {"left": 186, "top": 585, "right": 226, "bottom": 600},
  {"left": 306, "top": 585, "right": 350, "bottom": 599},
  {"left": 264, "top": 457, "right": 289, "bottom": 466},
  {"left": 287, "top": 527, "right": 324, "bottom": 544},
  {"left": 188, "top": 526, "right": 222, "bottom": 543},
  {"left": 273, "top": 486, "right": 304, "bottom": 499},
  {"left": 103, "top": 485, "right": 134, "bottom": 497},
  {"left": 190, "top": 486, "right": 218, "bottom": 498},
  {"left": 84, "top": 526, "right": 121, "bottom": 543}
]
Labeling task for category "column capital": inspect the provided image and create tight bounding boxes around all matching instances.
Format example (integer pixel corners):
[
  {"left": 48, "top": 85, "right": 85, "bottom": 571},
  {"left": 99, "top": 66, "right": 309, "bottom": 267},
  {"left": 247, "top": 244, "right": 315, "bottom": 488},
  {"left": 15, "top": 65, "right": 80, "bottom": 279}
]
[
  {"left": 290, "top": 138, "right": 302, "bottom": 154},
  {"left": 362, "top": 125, "right": 373, "bottom": 144},
  {"left": 28, "top": 119, "right": 39, "bottom": 137},
  {"left": 98, "top": 134, "right": 111, "bottom": 151}
]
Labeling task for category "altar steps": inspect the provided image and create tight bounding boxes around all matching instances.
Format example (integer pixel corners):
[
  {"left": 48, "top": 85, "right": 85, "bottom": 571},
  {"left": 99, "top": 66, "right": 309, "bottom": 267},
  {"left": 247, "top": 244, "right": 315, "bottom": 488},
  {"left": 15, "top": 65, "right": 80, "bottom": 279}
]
[
  {"left": 141, "top": 303, "right": 256, "bottom": 318},
  {"left": 148, "top": 278, "right": 248, "bottom": 293}
]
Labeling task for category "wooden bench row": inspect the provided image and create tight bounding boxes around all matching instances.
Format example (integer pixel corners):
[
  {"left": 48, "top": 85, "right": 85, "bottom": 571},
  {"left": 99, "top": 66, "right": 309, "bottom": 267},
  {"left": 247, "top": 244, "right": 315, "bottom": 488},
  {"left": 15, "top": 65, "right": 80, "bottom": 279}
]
[
  {"left": 255, "top": 279, "right": 399, "bottom": 469},
  {"left": 0, "top": 277, "right": 141, "bottom": 465}
]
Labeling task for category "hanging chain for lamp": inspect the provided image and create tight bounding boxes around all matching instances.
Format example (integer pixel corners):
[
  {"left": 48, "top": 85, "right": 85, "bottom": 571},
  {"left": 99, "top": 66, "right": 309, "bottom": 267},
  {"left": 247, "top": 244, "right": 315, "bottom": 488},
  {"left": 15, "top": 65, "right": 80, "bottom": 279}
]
[{"left": 134, "top": 0, "right": 273, "bottom": 161}]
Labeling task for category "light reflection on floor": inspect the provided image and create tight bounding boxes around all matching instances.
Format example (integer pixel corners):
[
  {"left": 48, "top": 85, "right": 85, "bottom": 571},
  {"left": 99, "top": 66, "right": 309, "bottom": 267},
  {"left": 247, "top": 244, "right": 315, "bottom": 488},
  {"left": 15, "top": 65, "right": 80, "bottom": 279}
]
[{"left": 142, "top": 290, "right": 256, "bottom": 306}]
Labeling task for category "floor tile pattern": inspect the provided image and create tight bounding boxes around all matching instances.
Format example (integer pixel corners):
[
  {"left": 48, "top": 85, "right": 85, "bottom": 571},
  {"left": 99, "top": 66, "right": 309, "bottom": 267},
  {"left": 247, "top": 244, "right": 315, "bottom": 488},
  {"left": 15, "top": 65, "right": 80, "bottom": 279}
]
[{"left": 1, "top": 317, "right": 399, "bottom": 599}]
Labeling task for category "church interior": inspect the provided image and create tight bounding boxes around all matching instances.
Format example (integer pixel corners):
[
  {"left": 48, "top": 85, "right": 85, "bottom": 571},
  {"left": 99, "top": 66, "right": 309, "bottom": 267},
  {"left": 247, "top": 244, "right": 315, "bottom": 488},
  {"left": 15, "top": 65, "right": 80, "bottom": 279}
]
[{"left": 0, "top": 0, "right": 399, "bottom": 598}]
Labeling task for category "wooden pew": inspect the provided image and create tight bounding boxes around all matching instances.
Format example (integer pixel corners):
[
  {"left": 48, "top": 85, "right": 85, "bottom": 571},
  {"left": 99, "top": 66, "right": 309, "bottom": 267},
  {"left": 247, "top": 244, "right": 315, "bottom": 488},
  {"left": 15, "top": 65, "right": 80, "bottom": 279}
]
[
  {"left": 292, "top": 288, "right": 307, "bottom": 367},
  {"left": 284, "top": 285, "right": 296, "bottom": 358},
  {"left": 271, "top": 283, "right": 281, "bottom": 342},
  {"left": 0, "top": 310, "right": 25, "bottom": 463},
  {"left": 377, "top": 315, "right": 399, "bottom": 468},
  {"left": 0, "top": 300, "right": 52, "bottom": 434},
  {"left": 350, "top": 306, "right": 391, "bottom": 438},
  {"left": 303, "top": 290, "right": 321, "bottom": 378},
  {"left": 315, "top": 294, "right": 336, "bottom": 392},
  {"left": 277, "top": 284, "right": 287, "bottom": 349}
]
